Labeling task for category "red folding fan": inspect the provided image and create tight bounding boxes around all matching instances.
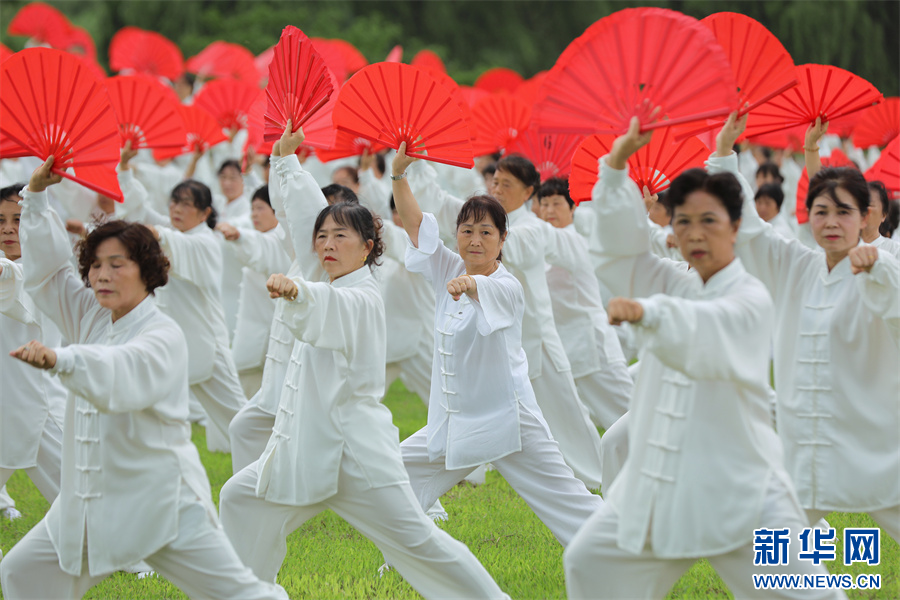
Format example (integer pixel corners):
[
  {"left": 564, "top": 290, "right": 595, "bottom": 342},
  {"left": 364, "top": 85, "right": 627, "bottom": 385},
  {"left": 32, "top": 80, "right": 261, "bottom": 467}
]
[
  {"left": 331, "top": 62, "right": 474, "bottom": 168},
  {"left": 194, "top": 78, "right": 261, "bottom": 131},
  {"left": 7, "top": 2, "right": 70, "bottom": 48},
  {"left": 516, "top": 71, "right": 548, "bottom": 106},
  {"left": 794, "top": 149, "right": 857, "bottom": 224},
  {"left": 853, "top": 98, "right": 899, "bottom": 149},
  {"left": 743, "top": 64, "right": 883, "bottom": 139},
  {"left": 315, "top": 129, "right": 386, "bottom": 163},
  {"left": 106, "top": 75, "right": 186, "bottom": 155},
  {"left": 568, "top": 129, "right": 710, "bottom": 204},
  {"left": 459, "top": 85, "right": 489, "bottom": 108},
  {"left": 109, "top": 27, "right": 184, "bottom": 81},
  {"left": 411, "top": 49, "right": 446, "bottom": 76},
  {"left": 865, "top": 138, "right": 900, "bottom": 198},
  {"left": 415, "top": 67, "right": 475, "bottom": 144},
  {"left": 474, "top": 67, "right": 524, "bottom": 94},
  {"left": 673, "top": 13, "right": 798, "bottom": 141},
  {"left": 166, "top": 105, "right": 229, "bottom": 158},
  {"left": 470, "top": 93, "right": 531, "bottom": 156},
  {"left": 311, "top": 39, "right": 367, "bottom": 84},
  {"left": 63, "top": 26, "right": 96, "bottom": 62},
  {"left": 1, "top": 44, "right": 12, "bottom": 63},
  {"left": 532, "top": 7, "right": 738, "bottom": 136},
  {"left": 264, "top": 26, "right": 335, "bottom": 143},
  {"left": 186, "top": 41, "right": 258, "bottom": 83},
  {"left": 0, "top": 48, "right": 122, "bottom": 200},
  {"left": 247, "top": 94, "right": 315, "bottom": 157},
  {"left": 507, "top": 126, "right": 585, "bottom": 182},
  {"left": 386, "top": 45, "right": 403, "bottom": 63},
  {"left": 255, "top": 46, "right": 275, "bottom": 86}
]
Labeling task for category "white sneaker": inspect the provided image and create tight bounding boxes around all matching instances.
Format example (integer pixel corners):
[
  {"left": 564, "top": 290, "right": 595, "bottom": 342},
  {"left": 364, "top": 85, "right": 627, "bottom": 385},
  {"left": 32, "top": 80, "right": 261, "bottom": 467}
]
[{"left": 2, "top": 507, "right": 22, "bottom": 520}]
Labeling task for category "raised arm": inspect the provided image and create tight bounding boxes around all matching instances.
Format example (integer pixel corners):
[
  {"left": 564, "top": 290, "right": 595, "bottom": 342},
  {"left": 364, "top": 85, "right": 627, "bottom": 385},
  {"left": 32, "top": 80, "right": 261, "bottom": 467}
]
[
  {"left": 390, "top": 142, "right": 425, "bottom": 247},
  {"left": 116, "top": 142, "right": 172, "bottom": 227},
  {"left": 405, "top": 156, "right": 465, "bottom": 242},
  {"left": 0, "top": 258, "right": 38, "bottom": 325},
  {"left": 804, "top": 117, "right": 828, "bottom": 181}
]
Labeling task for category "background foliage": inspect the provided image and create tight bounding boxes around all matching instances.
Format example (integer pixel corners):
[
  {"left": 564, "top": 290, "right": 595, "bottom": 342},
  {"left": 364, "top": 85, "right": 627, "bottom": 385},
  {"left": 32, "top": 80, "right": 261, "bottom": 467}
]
[{"left": 0, "top": 0, "right": 897, "bottom": 95}]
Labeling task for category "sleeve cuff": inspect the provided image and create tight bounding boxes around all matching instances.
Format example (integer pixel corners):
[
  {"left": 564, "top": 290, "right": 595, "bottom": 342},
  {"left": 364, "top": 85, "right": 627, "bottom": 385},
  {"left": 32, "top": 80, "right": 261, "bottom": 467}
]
[
  {"left": 0, "top": 258, "right": 13, "bottom": 281},
  {"left": 599, "top": 155, "right": 629, "bottom": 186},
  {"left": 19, "top": 187, "right": 49, "bottom": 212},
  {"left": 273, "top": 153, "right": 302, "bottom": 178},
  {"left": 50, "top": 346, "right": 76, "bottom": 375},
  {"left": 705, "top": 151, "right": 739, "bottom": 174},
  {"left": 635, "top": 296, "right": 661, "bottom": 329},
  {"left": 408, "top": 212, "right": 440, "bottom": 256}
]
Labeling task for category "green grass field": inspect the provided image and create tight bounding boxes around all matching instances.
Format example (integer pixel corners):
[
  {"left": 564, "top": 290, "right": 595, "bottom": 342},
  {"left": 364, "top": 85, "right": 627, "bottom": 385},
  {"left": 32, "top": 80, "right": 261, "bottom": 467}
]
[{"left": 1, "top": 380, "right": 896, "bottom": 599}]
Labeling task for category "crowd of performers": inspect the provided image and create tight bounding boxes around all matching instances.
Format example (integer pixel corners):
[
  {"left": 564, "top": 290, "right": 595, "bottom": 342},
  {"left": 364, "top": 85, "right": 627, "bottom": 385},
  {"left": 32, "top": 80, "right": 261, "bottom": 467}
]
[{"left": 0, "top": 76, "right": 897, "bottom": 599}]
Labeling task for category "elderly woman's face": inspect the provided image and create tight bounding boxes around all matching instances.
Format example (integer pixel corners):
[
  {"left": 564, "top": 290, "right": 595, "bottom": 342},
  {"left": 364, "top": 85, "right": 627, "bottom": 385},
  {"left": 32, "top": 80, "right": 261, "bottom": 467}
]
[
  {"left": 672, "top": 190, "right": 739, "bottom": 283},
  {"left": 88, "top": 237, "right": 148, "bottom": 320}
]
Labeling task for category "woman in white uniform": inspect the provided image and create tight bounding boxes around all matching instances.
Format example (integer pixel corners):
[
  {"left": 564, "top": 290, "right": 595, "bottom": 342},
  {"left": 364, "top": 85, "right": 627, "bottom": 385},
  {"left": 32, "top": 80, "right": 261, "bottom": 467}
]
[
  {"left": 116, "top": 151, "right": 246, "bottom": 453},
  {"left": 711, "top": 114, "right": 900, "bottom": 542},
  {"left": 0, "top": 185, "right": 65, "bottom": 505},
  {"left": 1, "top": 157, "right": 287, "bottom": 600},
  {"left": 391, "top": 143, "right": 603, "bottom": 547},
  {"left": 565, "top": 118, "right": 842, "bottom": 600},
  {"left": 219, "top": 125, "right": 507, "bottom": 599}
]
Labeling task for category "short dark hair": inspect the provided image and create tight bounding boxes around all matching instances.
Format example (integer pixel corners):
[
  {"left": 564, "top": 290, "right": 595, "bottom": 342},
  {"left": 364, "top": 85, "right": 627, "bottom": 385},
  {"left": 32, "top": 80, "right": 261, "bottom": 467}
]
[
  {"left": 170, "top": 180, "right": 218, "bottom": 229},
  {"left": 0, "top": 184, "right": 24, "bottom": 204},
  {"left": 806, "top": 167, "right": 869, "bottom": 215},
  {"left": 496, "top": 154, "right": 539, "bottom": 194},
  {"left": 374, "top": 154, "right": 386, "bottom": 176},
  {"left": 537, "top": 177, "right": 573, "bottom": 208},
  {"left": 667, "top": 168, "right": 743, "bottom": 223},
  {"left": 456, "top": 194, "right": 508, "bottom": 261},
  {"left": 868, "top": 181, "right": 890, "bottom": 218},
  {"left": 251, "top": 185, "right": 270, "bottom": 208},
  {"left": 656, "top": 189, "right": 672, "bottom": 217},
  {"left": 217, "top": 159, "right": 242, "bottom": 176},
  {"left": 321, "top": 184, "right": 358, "bottom": 205},
  {"left": 881, "top": 199, "right": 899, "bottom": 238},
  {"left": 481, "top": 163, "right": 497, "bottom": 177},
  {"left": 755, "top": 183, "right": 785, "bottom": 211},
  {"left": 756, "top": 162, "right": 784, "bottom": 184},
  {"left": 76, "top": 220, "right": 170, "bottom": 294},
  {"left": 312, "top": 202, "right": 384, "bottom": 268}
]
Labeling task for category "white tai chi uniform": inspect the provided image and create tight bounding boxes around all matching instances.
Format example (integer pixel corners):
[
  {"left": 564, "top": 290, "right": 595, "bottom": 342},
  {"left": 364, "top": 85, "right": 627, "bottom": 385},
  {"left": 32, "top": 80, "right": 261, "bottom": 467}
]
[
  {"left": 709, "top": 152, "right": 900, "bottom": 542},
  {"left": 399, "top": 213, "right": 602, "bottom": 546},
  {"left": 227, "top": 226, "right": 291, "bottom": 399},
  {"left": 565, "top": 157, "right": 843, "bottom": 600},
  {"left": 870, "top": 234, "right": 900, "bottom": 260},
  {"left": 0, "top": 257, "right": 65, "bottom": 502},
  {"left": 117, "top": 169, "right": 246, "bottom": 452},
  {"left": 1, "top": 187, "right": 286, "bottom": 600},
  {"left": 216, "top": 190, "right": 253, "bottom": 341},
  {"left": 544, "top": 223, "right": 632, "bottom": 430},
  {"left": 219, "top": 155, "right": 507, "bottom": 599},
  {"left": 407, "top": 161, "right": 604, "bottom": 488}
]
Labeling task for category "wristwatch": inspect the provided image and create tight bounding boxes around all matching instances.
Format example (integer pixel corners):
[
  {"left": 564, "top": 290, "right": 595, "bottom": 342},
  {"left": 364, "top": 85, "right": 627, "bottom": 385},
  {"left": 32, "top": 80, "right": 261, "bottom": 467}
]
[{"left": 390, "top": 172, "right": 407, "bottom": 181}]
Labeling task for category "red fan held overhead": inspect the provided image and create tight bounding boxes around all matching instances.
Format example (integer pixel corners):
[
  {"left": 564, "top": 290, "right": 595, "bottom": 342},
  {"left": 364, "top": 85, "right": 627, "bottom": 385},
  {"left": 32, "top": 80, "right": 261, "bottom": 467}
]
[
  {"left": 162, "top": 105, "right": 228, "bottom": 159},
  {"left": 471, "top": 94, "right": 531, "bottom": 156},
  {"left": 316, "top": 129, "right": 386, "bottom": 163},
  {"left": 311, "top": 38, "right": 367, "bottom": 84},
  {"left": 411, "top": 49, "right": 446, "bottom": 76},
  {"left": 255, "top": 46, "right": 275, "bottom": 87},
  {"left": 110, "top": 27, "right": 184, "bottom": 81},
  {"left": 194, "top": 79, "right": 261, "bottom": 131},
  {"left": 63, "top": 26, "right": 97, "bottom": 62},
  {"left": 0, "top": 48, "right": 122, "bottom": 200},
  {"left": 507, "top": 127, "right": 585, "bottom": 182},
  {"left": 568, "top": 129, "right": 710, "bottom": 204},
  {"left": 332, "top": 62, "right": 474, "bottom": 168},
  {"left": 516, "top": 71, "right": 548, "bottom": 106},
  {"left": 264, "top": 26, "right": 335, "bottom": 143},
  {"left": 474, "top": 68, "right": 524, "bottom": 94},
  {"left": 106, "top": 75, "right": 186, "bottom": 155},
  {"left": 532, "top": 7, "right": 738, "bottom": 136},
  {"left": 865, "top": 138, "right": 899, "bottom": 199},
  {"left": 7, "top": 2, "right": 70, "bottom": 48},
  {"left": 186, "top": 41, "right": 258, "bottom": 83},
  {"left": 794, "top": 149, "right": 856, "bottom": 224},
  {"left": 675, "top": 13, "right": 798, "bottom": 141},
  {"left": 743, "top": 64, "right": 883, "bottom": 139},
  {"left": 853, "top": 98, "right": 899, "bottom": 149}
]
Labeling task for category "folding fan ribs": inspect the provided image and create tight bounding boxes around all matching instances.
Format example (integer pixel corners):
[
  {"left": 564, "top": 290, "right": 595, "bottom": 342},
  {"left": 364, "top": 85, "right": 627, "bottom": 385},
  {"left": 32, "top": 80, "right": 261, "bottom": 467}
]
[
  {"left": 506, "top": 126, "right": 585, "bottom": 182},
  {"left": 332, "top": 62, "right": 474, "bottom": 168},
  {"left": 264, "top": 26, "right": 335, "bottom": 143},
  {"left": 853, "top": 98, "right": 899, "bottom": 149},
  {"left": 674, "top": 13, "right": 798, "bottom": 141},
  {"left": 315, "top": 129, "right": 386, "bottom": 163},
  {"left": 109, "top": 27, "right": 184, "bottom": 81},
  {"left": 170, "top": 105, "right": 228, "bottom": 157},
  {"left": 794, "top": 149, "right": 856, "bottom": 224},
  {"left": 471, "top": 94, "right": 531, "bottom": 156},
  {"left": 194, "top": 79, "right": 262, "bottom": 132},
  {"left": 865, "top": 137, "right": 900, "bottom": 198},
  {"left": 106, "top": 75, "right": 186, "bottom": 155},
  {"left": 0, "top": 48, "right": 122, "bottom": 200},
  {"left": 532, "top": 7, "right": 738, "bottom": 136},
  {"left": 743, "top": 64, "right": 883, "bottom": 139},
  {"left": 568, "top": 129, "right": 710, "bottom": 204},
  {"left": 7, "top": 2, "right": 71, "bottom": 48}
]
